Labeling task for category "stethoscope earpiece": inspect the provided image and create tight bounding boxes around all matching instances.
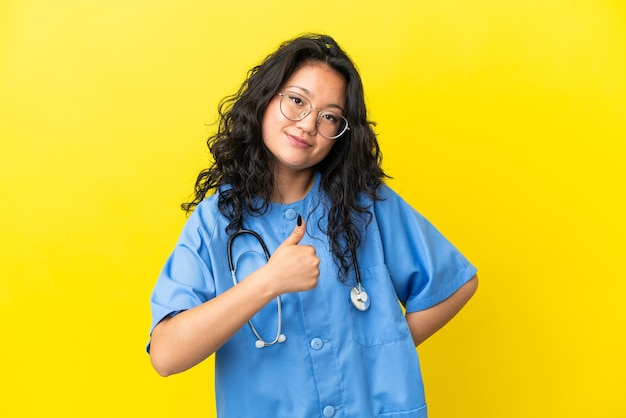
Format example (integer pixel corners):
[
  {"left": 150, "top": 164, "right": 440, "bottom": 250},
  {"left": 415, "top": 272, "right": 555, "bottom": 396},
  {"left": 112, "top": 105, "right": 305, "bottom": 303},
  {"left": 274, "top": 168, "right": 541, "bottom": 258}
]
[
  {"left": 229, "top": 228, "right": 287, "bottom": 349},
  {"left": 255, "top": 334, "right": 287, "bottom": 349},
  {"left": 229, "top": 226, "right": 372, "bottom": 349}
]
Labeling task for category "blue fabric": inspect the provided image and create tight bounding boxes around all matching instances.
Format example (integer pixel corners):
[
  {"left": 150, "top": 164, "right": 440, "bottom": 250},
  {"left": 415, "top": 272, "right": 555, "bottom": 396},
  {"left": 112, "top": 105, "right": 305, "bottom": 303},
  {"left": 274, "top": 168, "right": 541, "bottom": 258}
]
[{"left": 149, "top": 174, "right": 477, "bottom": 418}]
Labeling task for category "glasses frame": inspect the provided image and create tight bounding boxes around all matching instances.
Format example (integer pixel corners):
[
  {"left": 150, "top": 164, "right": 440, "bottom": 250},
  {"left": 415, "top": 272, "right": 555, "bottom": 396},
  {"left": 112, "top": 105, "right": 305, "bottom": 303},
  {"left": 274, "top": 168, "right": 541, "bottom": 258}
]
[{"left": 277, "top": 92, "right": 350, "bottom": 140}]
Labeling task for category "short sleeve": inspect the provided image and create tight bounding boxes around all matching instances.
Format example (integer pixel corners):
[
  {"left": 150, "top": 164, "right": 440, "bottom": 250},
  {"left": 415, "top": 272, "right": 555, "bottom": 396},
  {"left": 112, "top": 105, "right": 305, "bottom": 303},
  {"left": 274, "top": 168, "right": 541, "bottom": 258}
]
[
  {"left": 148, "top": 202, "right": 220, "bottom": 338},
  {"left": 374, "top": 186, "right": 477, "bottom": 313}
]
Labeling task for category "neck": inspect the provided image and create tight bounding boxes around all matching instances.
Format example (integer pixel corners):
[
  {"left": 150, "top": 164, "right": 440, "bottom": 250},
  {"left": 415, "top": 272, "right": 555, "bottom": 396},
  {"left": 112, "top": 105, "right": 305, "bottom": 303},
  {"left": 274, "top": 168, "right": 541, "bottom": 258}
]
[{"left": 272, "top": 169, "right": 316, "bottom": 204}]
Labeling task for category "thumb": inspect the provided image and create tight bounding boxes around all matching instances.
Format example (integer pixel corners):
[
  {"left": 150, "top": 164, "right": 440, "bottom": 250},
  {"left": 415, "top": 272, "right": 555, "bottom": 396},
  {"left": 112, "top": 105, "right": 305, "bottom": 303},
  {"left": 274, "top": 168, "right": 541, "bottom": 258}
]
[{"left": 279, "top": 214, "right": 305, "bottom": 247}]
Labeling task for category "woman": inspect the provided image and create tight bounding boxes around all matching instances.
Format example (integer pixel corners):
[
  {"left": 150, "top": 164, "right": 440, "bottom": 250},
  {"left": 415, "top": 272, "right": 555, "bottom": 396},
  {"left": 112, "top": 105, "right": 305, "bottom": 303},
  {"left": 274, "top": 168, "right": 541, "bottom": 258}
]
[{"left": 148, "top": 33, "right": 478, "bottom": 418}]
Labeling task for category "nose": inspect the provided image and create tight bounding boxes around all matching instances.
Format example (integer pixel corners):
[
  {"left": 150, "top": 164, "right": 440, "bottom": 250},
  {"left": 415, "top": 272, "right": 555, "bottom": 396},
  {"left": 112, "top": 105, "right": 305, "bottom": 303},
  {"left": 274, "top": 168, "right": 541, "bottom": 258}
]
[{"left": 296, "top": 109, "right": 319, "bottom": 135}]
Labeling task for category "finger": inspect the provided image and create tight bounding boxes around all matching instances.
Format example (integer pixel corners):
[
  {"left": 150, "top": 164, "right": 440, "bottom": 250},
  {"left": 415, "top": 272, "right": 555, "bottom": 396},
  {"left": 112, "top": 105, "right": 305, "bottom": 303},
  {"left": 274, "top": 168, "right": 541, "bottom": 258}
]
[{"left": 278, "top": 214, "right": 305, "bottom": 247}]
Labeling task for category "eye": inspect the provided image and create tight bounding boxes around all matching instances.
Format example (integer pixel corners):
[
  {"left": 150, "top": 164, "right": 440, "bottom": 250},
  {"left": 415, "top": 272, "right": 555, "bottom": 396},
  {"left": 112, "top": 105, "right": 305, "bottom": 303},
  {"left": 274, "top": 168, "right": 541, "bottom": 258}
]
[
  {"left": 288, "top": 94, "right": 305, "bottom": 107},
  {"left": 321, "top": 111, "right": 340, "bottom": 124}
]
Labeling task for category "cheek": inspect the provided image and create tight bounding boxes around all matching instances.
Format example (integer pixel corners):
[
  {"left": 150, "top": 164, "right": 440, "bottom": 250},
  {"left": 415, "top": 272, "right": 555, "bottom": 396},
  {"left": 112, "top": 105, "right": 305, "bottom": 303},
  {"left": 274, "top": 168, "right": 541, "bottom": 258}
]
[
  {"left": 262, "top": 100, "right": 282, "bottom": 131},
  {"left": 262, "top": 111, "right": 284, "bottom": 149},
  {"left": 318, "top": 141, "right": 337, "bottom": 161},
  {"left": 261, "top": 114, "right": 276, "bottom": 147}
]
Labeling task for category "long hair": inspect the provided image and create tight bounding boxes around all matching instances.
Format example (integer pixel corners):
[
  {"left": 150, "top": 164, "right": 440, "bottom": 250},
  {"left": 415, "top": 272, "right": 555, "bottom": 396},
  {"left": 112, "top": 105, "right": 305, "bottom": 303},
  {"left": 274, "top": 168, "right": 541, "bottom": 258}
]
[{"left": 182, "top": 33, "right": 388, "bottom": 278}]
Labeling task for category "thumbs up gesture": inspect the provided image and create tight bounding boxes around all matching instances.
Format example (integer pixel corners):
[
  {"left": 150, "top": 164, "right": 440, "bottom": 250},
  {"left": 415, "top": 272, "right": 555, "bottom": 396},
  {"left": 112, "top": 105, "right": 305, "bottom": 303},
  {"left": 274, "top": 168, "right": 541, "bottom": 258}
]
[{"left": 264, "top": 214, "right": 320, "bottom": 296}]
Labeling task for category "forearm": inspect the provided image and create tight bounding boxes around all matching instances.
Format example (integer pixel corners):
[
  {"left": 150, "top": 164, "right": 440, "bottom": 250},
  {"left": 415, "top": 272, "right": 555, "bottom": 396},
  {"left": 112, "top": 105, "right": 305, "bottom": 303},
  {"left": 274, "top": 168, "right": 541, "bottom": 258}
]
[
  {"left": 406, "top": 275, "right": 478, "bottom": 346},
  {"left": 149, "top": 227, "right": 320, "bottom": 377},
  {"left": 149, "top": 269, "right": 276, "bottom": 376}
]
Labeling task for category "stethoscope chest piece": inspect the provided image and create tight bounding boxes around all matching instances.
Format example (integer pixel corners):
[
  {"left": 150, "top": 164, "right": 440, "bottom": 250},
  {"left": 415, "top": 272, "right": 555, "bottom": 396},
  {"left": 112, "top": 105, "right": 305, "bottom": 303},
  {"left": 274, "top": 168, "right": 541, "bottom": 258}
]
[{"left": 350, "top": 286, "right": 371, "bottom": 311}]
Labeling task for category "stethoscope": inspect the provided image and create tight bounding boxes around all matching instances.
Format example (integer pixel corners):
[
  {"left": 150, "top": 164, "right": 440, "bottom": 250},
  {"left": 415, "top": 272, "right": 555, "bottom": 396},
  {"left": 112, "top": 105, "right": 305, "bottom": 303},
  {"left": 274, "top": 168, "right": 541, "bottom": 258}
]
[{"left": 227, "top": 226, "right": 370, "bottom": 349}]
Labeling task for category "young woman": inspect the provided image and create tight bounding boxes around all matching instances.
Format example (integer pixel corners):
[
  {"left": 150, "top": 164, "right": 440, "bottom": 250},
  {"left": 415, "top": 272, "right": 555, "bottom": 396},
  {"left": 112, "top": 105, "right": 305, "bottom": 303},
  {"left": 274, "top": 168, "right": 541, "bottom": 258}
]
[{"left": 148, "top": 33, "right": 478, "bottom": 418}]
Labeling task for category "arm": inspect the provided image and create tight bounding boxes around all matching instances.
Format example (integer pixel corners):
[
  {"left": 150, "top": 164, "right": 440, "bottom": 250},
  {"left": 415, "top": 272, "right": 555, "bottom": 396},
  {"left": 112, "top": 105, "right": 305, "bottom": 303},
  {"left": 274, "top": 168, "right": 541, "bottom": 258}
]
[
  {"left": 405, "top": 274, "right": 478, "bottom": 346},
  {"left": 150, "top": 220, "right": 319, "bottom": 377}
]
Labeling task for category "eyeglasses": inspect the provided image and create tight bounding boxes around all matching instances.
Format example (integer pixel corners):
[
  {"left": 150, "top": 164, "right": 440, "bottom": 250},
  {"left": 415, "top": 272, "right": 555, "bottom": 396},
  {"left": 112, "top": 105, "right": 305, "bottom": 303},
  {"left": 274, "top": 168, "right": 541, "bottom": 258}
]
[{"left": 277, "top": 91, "right": 350, "bottom": 140}]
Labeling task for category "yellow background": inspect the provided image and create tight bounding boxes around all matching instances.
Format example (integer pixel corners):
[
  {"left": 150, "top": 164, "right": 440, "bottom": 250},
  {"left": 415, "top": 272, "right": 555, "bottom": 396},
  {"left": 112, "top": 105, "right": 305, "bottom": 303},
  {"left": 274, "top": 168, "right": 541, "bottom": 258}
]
[{"left": 1, "top": 0, "right": 624, "bottom": 416}]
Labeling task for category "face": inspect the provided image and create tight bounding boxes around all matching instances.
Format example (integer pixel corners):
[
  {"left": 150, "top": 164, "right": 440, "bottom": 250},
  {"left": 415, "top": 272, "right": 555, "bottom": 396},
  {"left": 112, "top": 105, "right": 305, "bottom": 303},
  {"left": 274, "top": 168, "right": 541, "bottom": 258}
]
[{"left": 262, "top": 62, "right": 347, "bottom": 176}]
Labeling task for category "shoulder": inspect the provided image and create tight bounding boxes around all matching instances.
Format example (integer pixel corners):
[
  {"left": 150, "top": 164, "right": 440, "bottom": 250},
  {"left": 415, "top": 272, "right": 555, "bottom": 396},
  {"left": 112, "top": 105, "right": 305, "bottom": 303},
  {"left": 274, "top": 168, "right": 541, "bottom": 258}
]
[
  {"left": 371, "top": 183, "right": 414, "bottom": 214},
  {"left": 187, "top": 192, "right": 221, "bottom": 223},
  {"left": 177, "top": 192, "right": 226, "bottom": 245},
  {"left": 369, "top": 183, "right": 437, "bottom": 238}
]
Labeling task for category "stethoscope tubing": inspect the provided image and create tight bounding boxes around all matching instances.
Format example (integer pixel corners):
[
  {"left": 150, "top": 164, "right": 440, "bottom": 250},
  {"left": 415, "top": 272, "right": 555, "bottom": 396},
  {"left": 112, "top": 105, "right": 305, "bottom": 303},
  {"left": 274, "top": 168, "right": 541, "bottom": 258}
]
[
  {"left": 227, "top": 224, "right": 370, "bottom": 347},
  {"left": 228, "top": 228, "right": 286, "bottom": 348}
]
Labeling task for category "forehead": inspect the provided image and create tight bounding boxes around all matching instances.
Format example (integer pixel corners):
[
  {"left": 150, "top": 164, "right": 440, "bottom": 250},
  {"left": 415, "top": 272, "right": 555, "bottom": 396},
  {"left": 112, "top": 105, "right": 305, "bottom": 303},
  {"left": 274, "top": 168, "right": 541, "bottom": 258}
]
[{"left": 283, "top": 63, "right": 347, "bottom": 107}]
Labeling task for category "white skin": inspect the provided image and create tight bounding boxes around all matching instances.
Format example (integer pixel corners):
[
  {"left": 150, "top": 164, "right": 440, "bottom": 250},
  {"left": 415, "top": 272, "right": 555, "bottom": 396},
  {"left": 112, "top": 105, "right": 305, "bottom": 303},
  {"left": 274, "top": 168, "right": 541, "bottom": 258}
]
[{"left": 149, "top": 62, "right": 477, "bottom": 376}]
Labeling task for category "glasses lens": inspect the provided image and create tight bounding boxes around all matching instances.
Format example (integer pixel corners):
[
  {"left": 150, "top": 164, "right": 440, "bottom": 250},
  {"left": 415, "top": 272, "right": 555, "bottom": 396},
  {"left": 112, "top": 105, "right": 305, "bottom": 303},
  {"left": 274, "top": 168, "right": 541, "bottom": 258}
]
[
  {"left": 279, "top": 92, "right": 310, "bottom": 121},
  {"left": 278, "top": 92, "right": 349, "bottom": 139},
  {"left": 318, "top": 111, "right": 348, "bottom": 139}
]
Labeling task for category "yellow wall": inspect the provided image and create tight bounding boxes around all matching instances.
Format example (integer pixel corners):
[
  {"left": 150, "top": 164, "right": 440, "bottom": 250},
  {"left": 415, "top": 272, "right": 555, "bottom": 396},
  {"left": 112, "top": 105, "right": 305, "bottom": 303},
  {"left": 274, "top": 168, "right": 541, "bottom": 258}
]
[{"left": 1, "top": 1, "right": 624, "bottom": 416}]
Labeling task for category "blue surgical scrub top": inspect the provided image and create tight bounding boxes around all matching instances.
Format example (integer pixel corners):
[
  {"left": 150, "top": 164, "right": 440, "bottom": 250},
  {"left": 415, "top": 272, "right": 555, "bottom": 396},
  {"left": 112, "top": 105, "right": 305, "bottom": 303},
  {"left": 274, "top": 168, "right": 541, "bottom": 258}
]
[{"left": 149, "top": 173, "right": 477, "bottom": 418}]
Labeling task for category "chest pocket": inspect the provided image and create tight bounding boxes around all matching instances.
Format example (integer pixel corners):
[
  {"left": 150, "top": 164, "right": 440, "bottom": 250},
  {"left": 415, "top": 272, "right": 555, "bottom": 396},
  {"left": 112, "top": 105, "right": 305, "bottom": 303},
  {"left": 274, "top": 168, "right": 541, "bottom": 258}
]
[{"left": 347, "top": 264, "right": 410, "bottom": 347}]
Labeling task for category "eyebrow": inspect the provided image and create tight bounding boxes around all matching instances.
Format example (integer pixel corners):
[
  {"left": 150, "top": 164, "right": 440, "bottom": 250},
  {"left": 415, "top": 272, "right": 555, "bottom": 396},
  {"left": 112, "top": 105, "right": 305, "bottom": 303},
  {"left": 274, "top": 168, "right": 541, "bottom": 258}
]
[{"left": 285, "top": 85, "right": 346, "bottom": 113}]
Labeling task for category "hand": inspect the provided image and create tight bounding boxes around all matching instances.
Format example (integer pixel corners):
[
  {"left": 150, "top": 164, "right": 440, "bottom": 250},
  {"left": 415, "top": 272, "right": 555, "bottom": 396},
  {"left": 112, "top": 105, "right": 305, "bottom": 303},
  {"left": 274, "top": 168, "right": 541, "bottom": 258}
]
[{"left": 263, "top": 215, "right": 320, "bottom": 296}]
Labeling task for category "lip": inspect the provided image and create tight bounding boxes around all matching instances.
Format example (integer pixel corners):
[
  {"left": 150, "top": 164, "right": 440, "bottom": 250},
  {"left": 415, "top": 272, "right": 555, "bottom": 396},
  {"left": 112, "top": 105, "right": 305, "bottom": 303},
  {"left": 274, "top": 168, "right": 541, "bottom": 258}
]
[{"left": 286, "top": 133, "right": 312, "bottom": 148}]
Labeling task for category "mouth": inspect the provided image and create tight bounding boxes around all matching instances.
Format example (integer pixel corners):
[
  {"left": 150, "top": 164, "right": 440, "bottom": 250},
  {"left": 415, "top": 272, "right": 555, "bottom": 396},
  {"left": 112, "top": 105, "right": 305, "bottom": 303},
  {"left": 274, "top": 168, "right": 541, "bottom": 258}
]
[{"left": 286, "top": 133, "right": 312, "bottom": 148}]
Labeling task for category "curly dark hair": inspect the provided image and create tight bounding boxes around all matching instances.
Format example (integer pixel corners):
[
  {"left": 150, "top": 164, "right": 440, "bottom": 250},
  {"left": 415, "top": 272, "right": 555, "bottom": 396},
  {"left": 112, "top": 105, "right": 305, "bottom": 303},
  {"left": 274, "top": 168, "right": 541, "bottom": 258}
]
[{"left": 182, "top": 33, "right": 388, "bottom": 278}]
